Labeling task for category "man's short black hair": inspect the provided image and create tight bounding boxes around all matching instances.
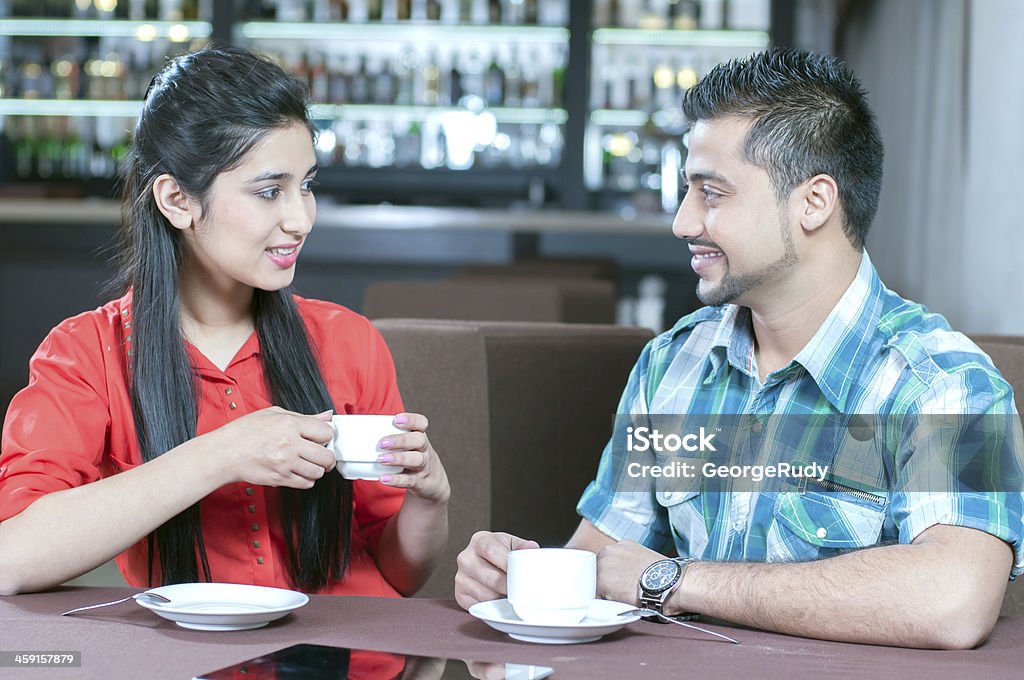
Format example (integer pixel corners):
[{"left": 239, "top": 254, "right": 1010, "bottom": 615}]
[{"left": 682, "top": 48, "right": 883, "bottom": 250}]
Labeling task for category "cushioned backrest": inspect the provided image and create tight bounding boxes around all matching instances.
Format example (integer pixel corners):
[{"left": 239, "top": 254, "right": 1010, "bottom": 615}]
[
  {"left": 374, "top": 319, "right": 652, "bottom": 598},
  {"left": 373, "top": 320, "right": 492, "bottom": 600},
  {"left": 364, "top": 279, "right": 617, "bottom": 324},
  {"left": 973, "top": 337, "right": 1024, "bottom": 413},
  {"left": 973, "top": 336, "right": 1024, "bottom": 616}
]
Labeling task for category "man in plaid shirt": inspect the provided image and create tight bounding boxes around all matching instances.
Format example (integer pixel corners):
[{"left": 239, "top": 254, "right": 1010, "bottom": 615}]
[{"left": 455, "top": 49, "right": 1024, "bottom": 649}]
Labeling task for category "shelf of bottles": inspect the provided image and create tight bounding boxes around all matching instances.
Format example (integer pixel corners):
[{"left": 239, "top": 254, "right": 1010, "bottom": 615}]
[
  {"left": 586, "top": 0, "right": 771, "bottom": 215},
  {"left": 2, "top": 0, "right": 779, "bottom": 212},
  {"left": 0, "top": 0, "right": 212, "bottom": 184},
  {"left": 236, "top": 0, "right": 569, "bottom": 187}
]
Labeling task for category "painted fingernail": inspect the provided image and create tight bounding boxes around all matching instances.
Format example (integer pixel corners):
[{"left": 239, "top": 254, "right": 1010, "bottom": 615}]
[
  {"left": 394, "top": 415, "right": 408, "bottom": 425},
  {"left": 380, "top": 475, "right": 392, "bottom": 483},
  {"left": 377, "top": 454, "right": 394, "bottom": 464},
  {"left": 379, "top": 438, "right": 393, "bottom": 449}
]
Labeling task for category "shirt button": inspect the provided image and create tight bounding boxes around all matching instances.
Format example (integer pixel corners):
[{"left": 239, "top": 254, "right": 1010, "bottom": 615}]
[
  {"left": 257, "top": 557, "right": 264, "bottom": 565},
  {"left": 229, "top": 401, "right": 237, "bottom": 410},
  {"left": 816, "top": 527, "right": 828, "bottom": 539},
  {"left": 245, "top": 487, "right": 254, "bottom": 496},
  {"left": 732, "top": 520, "right": 744, "bottom": 531},
  {"left": 751, "top": 420, "right": 764, "bottom": 435},
  {"left": 253, "top": 541, "right": 261, "bottom": 549},
  {"left": 251, "top": 523, "right": 259, "bottom": 532},
  {"left": 662, "top": 491, "right": 675, "bottom": 502},
  {"left": 225, "top": 387, "right": 233, "bottom": 395},
  {"left": 248, "top": 505, "right": 256, "bottom": 514}
]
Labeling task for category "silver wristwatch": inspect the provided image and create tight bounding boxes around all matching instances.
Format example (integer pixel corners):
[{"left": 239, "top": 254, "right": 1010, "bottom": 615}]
[{"left": 638, "top": 557, "right": 695, "bottom": 614}]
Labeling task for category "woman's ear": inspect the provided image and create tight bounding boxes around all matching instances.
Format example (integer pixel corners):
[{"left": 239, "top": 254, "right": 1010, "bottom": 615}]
[
  {"left": 797, "top": 173, "right": 839, "bottom": 233},
  {"left": 152, "top": 174, "right": 196, "bottom": 230}
]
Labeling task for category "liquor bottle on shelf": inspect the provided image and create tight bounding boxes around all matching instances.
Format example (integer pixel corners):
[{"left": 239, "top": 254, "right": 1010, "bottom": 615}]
[
  {"left": 351, "top": 54, "right": 371, "bottom": 103},
  {"left": 393, "top": 48, "right": 416, "bottom": 105},
  {"left": 440, "top": 0, "right": 459, "bottom": 23},
  {"left": 669, "top": 0, "right": 701, "bottom": 30},
  {"left": 348, "top": 0, "right": 369, "bottom": 22},
  {"left": 484, "top": 51, "right": 505, "bottom": 107}
]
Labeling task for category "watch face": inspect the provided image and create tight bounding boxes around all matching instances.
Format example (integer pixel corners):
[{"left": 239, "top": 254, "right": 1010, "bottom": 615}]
[{"left": 641, "top": 560, "right": 681, "bottom": 592}]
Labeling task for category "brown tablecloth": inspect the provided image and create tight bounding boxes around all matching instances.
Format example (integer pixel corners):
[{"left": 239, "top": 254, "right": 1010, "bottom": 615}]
[{"left": 1, "top": 587, "right": 1022, "bottom": 679}]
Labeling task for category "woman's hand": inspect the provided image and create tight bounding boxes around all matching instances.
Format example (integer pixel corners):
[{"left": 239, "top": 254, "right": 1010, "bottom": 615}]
[
  {"left": 375, "top": 413, "right": 450, "bottom": 504},
  {"left": 206, "top": 406, "right": 336, "bottom": 489}
]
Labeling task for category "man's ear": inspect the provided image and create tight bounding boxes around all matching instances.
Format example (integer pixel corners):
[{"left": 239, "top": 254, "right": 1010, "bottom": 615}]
[
  {"left": 152, "top": 174, "right": 196, "bottom": 230},
  {"left": 797, "top": 173, "right": 839, "bottom": 233}
]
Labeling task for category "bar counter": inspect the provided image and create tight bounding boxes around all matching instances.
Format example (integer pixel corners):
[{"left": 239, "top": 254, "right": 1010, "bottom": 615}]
[
  {"left": 0, "top": 199, "right": 674, "bottom": 236},
  {"left": 2, "top": 587, "right": 1022, "bottom": 679}
]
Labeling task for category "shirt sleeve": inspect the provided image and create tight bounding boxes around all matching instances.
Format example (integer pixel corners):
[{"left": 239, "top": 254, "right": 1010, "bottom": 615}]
[
  {"left": 351, "top": 319, "right": 407, "bottom": 550},
  {"left": 0, "top": 320, "right": 111, "bottom": 523},
  {"left": 576, "top": 338, "right": 675, "bottom": 553},
  {"left": 888, "top": 365, "right": 1024, "bottom": 579}
]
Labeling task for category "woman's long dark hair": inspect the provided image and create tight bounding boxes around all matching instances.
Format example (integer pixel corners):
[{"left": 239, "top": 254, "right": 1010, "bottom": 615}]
[{"left": 111, "top": 47, "right": 351, "bottom": 592}]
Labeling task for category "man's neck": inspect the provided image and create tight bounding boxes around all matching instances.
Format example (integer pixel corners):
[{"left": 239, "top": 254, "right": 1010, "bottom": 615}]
[{"left": 749, "top": 251, "right": 863, "bottom": 382}]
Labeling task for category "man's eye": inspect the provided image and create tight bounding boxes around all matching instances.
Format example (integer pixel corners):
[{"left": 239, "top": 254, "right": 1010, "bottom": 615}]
[{"left": 701, "top": 188, "right": 722, "bottom": 201}]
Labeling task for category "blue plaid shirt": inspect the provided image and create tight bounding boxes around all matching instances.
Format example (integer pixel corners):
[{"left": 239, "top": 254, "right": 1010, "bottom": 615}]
[{"left": 578, "top": 253, "right": 1024, "bottom": 577}]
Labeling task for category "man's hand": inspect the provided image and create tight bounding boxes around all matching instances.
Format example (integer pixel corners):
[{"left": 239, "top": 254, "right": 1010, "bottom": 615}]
[
  {"left": 454, "top": 531, "right": 539, "bottom": 610},
  {"left": 596, "top": 540, "right": 668, "bottom": 606}
]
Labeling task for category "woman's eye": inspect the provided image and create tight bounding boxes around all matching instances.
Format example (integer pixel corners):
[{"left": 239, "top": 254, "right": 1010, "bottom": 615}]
[
  {"left": 301, "top": 179, "right": 320, "bottom": 193},
  {"left": 256, "top": 187, "right": 280, "bottom": 201}
]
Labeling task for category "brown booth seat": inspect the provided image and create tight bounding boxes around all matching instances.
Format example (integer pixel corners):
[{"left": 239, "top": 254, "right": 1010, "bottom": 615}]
[
  {"left": 363, "top": 278, "right": 617, "bottom": 324},
  {"left": 971, "top": 335, "right": 1024, "bottom": 616},
  {"left": 373, "top": 319, "right": 653, "bottom": 598},
  {"left": 459, "top": 257, "right": 620, "bottom": 288}
]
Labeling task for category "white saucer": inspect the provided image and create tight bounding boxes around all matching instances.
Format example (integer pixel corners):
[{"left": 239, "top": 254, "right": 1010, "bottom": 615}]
[
  {"left": 468, "top": 599, "right": 641, "bottom": 644},
  {"left": 135, "top": 582, "right": 309, "bottom": 631}
]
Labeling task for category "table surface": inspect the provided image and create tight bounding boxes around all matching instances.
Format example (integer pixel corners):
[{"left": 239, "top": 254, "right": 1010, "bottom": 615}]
[{"left": 2, "top": 587, "right": 1022, "bottom": 679}]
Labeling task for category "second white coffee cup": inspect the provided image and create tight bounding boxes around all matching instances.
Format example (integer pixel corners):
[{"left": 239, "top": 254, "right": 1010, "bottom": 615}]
[
  {"left": 329, "top": 414, "right": 404, "bottom": 481},
  {"left": 506, "top": 548, "right": 596, "bottom": 625}
]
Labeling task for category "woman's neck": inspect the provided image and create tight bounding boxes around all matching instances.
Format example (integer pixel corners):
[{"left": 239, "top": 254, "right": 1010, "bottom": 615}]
[{"left": 178, "top": 277, "right": 257, "bottom": 371}]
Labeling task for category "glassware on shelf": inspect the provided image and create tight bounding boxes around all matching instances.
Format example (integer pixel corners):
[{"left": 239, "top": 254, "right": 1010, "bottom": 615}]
[
  {"left": 592, "top": 0, "right": 768, "bottom": 30},
  {"left": 241, "top": 0, "right": 568, "bottom": 24},
  {"left": 1, "top": 114, "right": 134, "bottom": 181},
  {"left": 585, "top": 1, "right": 771, "bottom": 213}
]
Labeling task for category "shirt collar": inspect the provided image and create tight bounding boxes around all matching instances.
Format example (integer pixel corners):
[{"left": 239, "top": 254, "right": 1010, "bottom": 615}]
[
  {"left": 792, "top": 252, "right": 884, "bottom": 411},
  {"left": 703, "top": 252, "right": 885, "bottom": 410},
  {"left": 706, "top": 305, "right": 756, "bottom": 382}
]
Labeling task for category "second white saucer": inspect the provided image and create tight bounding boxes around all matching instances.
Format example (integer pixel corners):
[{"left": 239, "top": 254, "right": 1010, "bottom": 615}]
[{"left": 468, "top": 598, "right": 641, "bottom": 644}]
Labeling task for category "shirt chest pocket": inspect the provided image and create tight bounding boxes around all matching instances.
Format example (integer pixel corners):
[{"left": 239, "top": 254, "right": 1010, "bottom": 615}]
[
  {"left": 655, "top": 486, "right": 707, "bottom": 558},
  {"left": 767, "top": 491, "right": 887, "bottom": 563}
]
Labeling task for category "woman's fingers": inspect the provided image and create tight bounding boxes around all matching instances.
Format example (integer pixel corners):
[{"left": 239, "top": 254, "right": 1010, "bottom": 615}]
[
  {"left": 295, "top": 412, "right": 336, "bottom": 445},
  {"left": 393, "top": 412, "right": 429, "bottom": 432},
  {"left": 379, "top": 431, "right": 428, "bottom": 453},
  {"left": 378, "top": 450, "right": 428, "bottom": 471}
]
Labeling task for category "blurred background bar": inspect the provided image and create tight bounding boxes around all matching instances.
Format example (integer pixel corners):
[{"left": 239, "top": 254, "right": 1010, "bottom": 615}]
[{"left": 0, "top": 0, "right": 777, "bottom": 211}]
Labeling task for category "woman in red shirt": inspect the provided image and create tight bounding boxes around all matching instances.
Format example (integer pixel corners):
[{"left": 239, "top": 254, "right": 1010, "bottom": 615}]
[{"left": 0, "top": 47, "right": 450, "bottom": 598}]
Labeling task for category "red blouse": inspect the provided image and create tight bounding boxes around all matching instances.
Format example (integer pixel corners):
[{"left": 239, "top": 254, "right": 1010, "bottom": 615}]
[{"left": 0, "top": 292, "right": 407, "bottom": 596}]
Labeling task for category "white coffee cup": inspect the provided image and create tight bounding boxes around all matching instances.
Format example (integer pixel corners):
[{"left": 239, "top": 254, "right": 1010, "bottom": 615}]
[
  {"left": 506, "top": 548, "right": 596, "bottom": 625},
  {"left": 329, "top": 415, "right": 404, "bottom": 480}
]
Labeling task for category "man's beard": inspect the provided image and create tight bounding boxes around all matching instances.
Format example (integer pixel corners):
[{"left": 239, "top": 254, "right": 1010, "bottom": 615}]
[{"left": 694, "top": 223, "right": 799, "bottom": 307}]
